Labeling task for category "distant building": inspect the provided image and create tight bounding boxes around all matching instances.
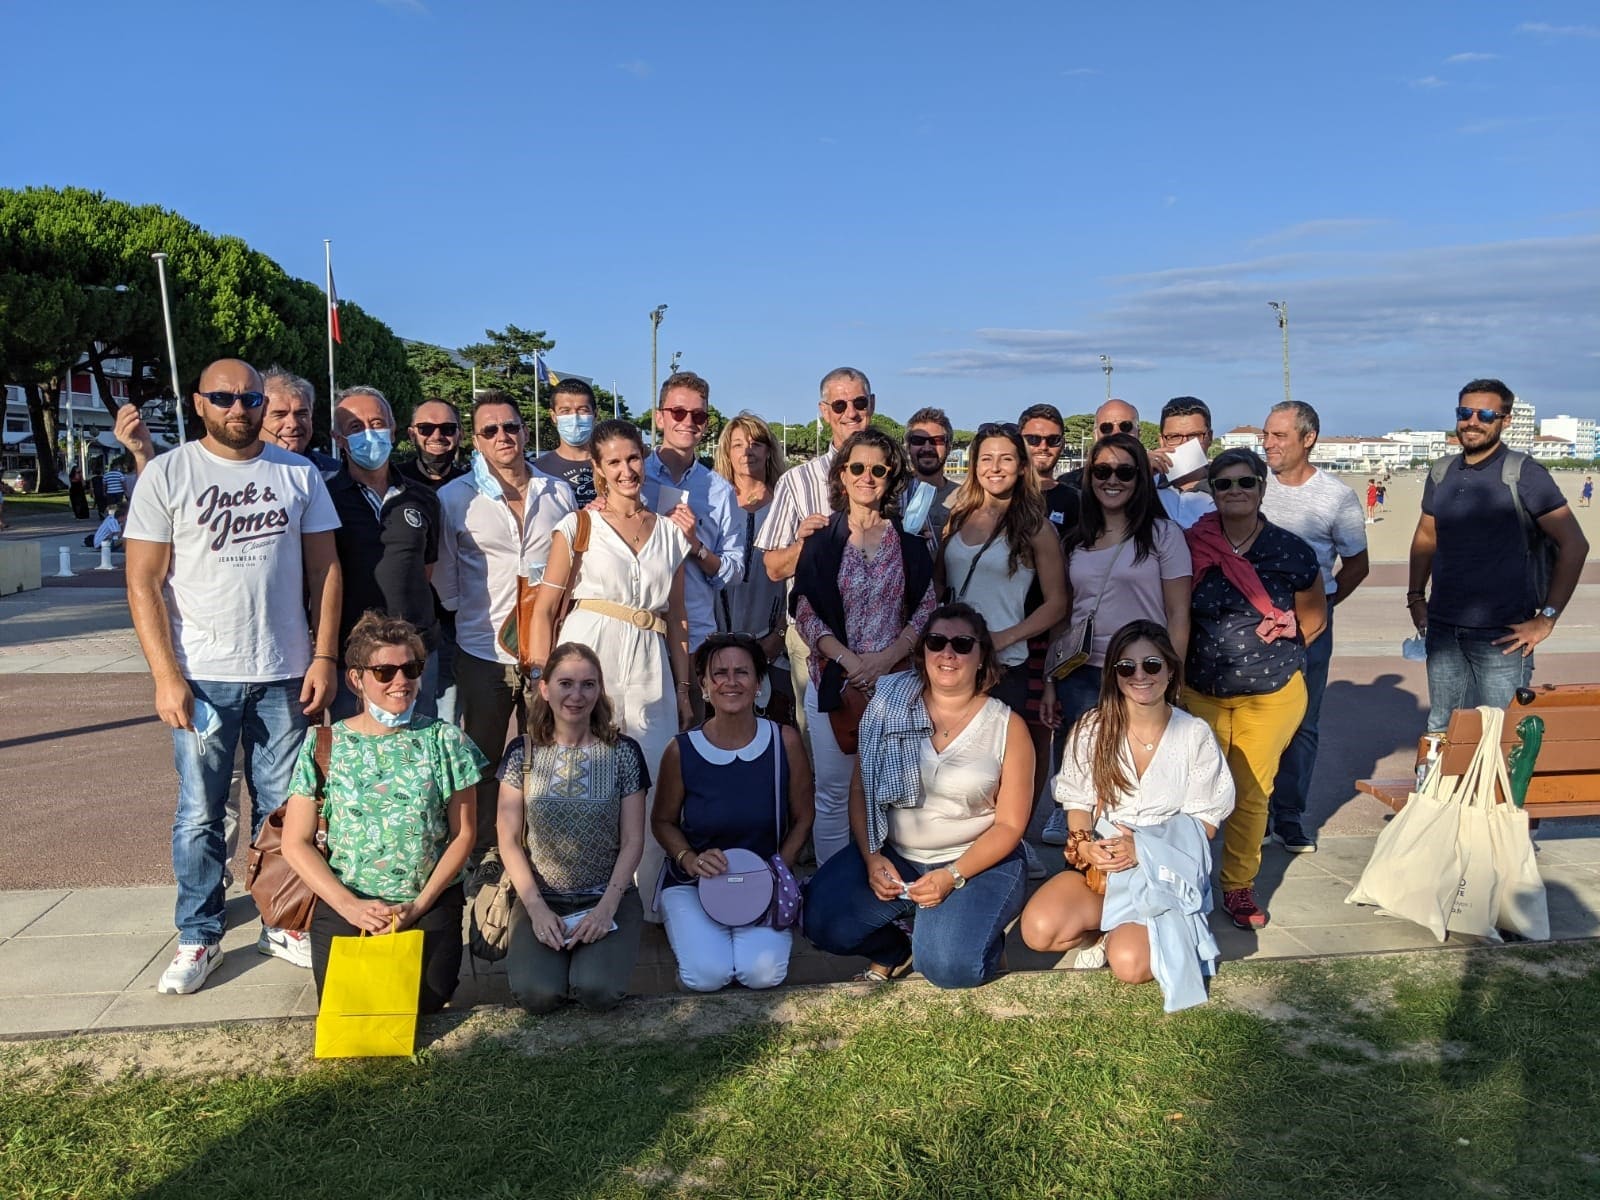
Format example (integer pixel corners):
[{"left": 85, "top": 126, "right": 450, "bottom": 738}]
[
  {"left": 1539, "top": 415, "right": 1597, "bottom": 461},
  {"left": 1383, "top": 429, "right": 1455, "bottom": 465},
  {"left": 1530, "top": 434, "right": 1575, "bottom": 462},
  {"left": 1219, "top": 425, "right": 1263, "bottom": 452},
  {"left": 2, "top": 357, "right": 173, "bottom": 474},
  {"left": 1506, "top": 396, "right": 1536, "bottom": 453},
  {"left": 1307, "top": 436, "right": 1407, "bottom": 472}
]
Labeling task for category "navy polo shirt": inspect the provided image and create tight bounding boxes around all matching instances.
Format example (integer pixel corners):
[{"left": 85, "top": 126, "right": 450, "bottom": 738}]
[
  {"left": 1422, "top": 446, "right": 1566, "bottom": 630},
  {"left": 327, "top": 468, "right": 442, "bottom": 652}
]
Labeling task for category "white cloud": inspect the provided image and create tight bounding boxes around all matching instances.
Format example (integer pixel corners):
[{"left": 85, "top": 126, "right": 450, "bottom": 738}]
[
  {"left": 1250, "top": 218, "right": 1389, "bottom": 247},
  {"left": 617, "top": 59, "right": 652, "bottom": 79},
  {"left": 1517, "top": 22, "right": 1600, "bottom": 38},
  {"left": 1411, "top": 75, "right": 1447, "bottom": 89},
  {"left": 1061, "top": 67, "right": 1099, "bottom": 77},
  {"left": 1445, "top": 51, "right": 1498, "bottom": 63}
]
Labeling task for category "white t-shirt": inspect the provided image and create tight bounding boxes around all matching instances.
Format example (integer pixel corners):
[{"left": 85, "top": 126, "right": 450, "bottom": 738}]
[
  {"left": 124, "top": 441, "right": 341, "bottom": 682},
  {"left": 1261, "top": 468, "right": 1366, "bottom": 595}
]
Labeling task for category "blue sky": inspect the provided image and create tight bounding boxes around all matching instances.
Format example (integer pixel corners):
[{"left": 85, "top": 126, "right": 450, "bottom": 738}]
[{"left": 3, "top": 1, "right": 1597, "bottom": 434}]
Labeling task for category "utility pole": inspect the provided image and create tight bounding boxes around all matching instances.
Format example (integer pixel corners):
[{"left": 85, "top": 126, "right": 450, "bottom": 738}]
[
  {"left": 649, "top": 304, "right": 667, "bottom": 449},
  {"left": 1099, "top": 354, "right": 1113, "bottom": 401},
  {"left": 1268, "top": 301, "right": 1291, "bottom": 403}
]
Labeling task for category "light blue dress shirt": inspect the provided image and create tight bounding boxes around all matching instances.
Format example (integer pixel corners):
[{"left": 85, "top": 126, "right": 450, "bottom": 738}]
[{"left": 643, "top": 453, "right": 746, "bottom": 651}]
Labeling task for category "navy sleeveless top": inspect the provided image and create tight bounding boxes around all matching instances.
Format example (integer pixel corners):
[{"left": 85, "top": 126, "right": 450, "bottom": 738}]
[{"left": 663, "top": 721, "right": 789, "bottom": 888}]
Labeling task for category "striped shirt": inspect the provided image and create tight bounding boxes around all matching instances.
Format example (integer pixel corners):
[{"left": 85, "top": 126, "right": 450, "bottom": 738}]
[{"left": 753, "top": 447, "right": 837, "bottom": 569}]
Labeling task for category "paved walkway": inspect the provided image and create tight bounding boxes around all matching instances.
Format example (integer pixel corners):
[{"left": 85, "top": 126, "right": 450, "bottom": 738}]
[{"left": 3, "top": 831, "right": 1598, "bottom": 1038}]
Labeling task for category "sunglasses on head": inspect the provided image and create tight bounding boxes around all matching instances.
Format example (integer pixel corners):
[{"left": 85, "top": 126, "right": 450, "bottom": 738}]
[
  {"left": 1098, "top": 419, "right": 1136, "bottom": 435},
  {"left": 476, "top": 421, "right": 523, "bottom": 439},
  {"left": 924, "top": 632, "right": 978, "bottom": 654},
  {"left": 1211, "top": 475, "right": 1260, "bottom": 492},
  {"left": 414, "top": 421, "right": 459, "bottom": 438},
  {"left": 199, "top": 390, "right": 266, "bottom": 410},
  {"left": 976, "top": 421, "right": 1020, "bottom": 439},
  {"left": 1091, "top": 463, "right": 1139, "bottom": 483},
  {"left": 906, "top": 432, "right": 948, "bottom": 448},
  {"left": 660, "top": 405, "right": 709, "bottom": 427},
  {"left": 846, "top": 461, "right": 889, "bottom": 478},
  {"left": 364, "top": 660, "right": 425, "bottom": 682},
  {"left": 1114, "top": 656, "right": 1167, "bottom": 679},
  {"left": 1023, "top": 433, "right": 1063, "bottom": 448},
  {"left": 827, "top": 396, "right": 871, "bottom": 414},
  {"left": 1455, "top": 405, "right": 1505, "bottom": 424}
]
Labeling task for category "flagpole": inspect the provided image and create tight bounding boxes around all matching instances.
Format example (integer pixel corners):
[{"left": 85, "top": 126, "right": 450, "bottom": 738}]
[
  {"left": 151, "top": 252, "right": 185, "bottom": 445},
  {"left": 324, "top": 241, "right": 340, "bottom": 456},
  {"left": 533, "top": 352, "right": 541, "bottom": 456},
  {"left": 612, "top": 380, "right": 619, "bottom": 419}
]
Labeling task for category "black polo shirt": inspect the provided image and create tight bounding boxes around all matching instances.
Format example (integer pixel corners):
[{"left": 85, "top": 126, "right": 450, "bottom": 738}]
[
  {"left": 327, "top": 468, "right": 442, "bottom": 652},
  {"left": 395, "top": 456, "right": 469, "bottom": 491}
]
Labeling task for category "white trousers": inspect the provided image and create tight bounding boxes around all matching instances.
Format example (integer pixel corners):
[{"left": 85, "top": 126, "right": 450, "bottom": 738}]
[
  {"left": 657, "top": 884, "right": 793, "bottom": 991},
  {"left": 804, "top": 686, "right": 856, "bottom": 866}
]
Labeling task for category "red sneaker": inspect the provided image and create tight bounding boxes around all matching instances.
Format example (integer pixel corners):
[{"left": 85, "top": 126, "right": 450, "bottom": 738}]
[{"left": 1222, "top": 887, "right": 1268, "bottom": 930}]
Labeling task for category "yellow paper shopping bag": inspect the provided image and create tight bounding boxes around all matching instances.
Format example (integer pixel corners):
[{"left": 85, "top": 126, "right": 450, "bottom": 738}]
[{"left": 314, "top": 925, "right": 424, "bottom": 1059}]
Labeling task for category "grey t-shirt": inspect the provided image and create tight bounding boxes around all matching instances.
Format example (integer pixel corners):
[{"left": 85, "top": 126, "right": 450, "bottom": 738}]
[{"left": 1260, "top": 469, "right": 1365, "bottom": 596}]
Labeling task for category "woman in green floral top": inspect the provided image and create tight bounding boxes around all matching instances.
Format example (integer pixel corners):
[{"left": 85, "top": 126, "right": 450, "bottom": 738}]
[
  {"left": 282, "top": 613, "right": 485, "bottom": 1014},
  {"left": 496, "top": 642, "right": 649, "bottom": 1013}
]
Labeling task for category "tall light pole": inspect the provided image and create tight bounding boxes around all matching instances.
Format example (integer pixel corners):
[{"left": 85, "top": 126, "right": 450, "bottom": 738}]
[
  {"left": 1099, "top": 354, "right": 1113, "bottom": 401},
  {"left": 1268, "top": 301, "right": 1291, "bottom": 404},
  {"left": 649, "top": 304, "right": 668, "bottom": 448},
  {"left": 151, "top": 252, "right": 185, "bottom": 444}
]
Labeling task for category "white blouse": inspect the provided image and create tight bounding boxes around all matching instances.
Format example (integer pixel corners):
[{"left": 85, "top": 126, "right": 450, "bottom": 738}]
[
  {"left": 1053, "top": 707, "right": 1235, "bottom": 831},
  {"left": 890, "top": 696, "right": 1011, "bottom": 863}
]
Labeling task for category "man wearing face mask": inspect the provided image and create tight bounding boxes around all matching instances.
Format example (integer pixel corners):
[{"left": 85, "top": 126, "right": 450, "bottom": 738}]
[
  {"left": 325, "top": 386, "right": 443, "bottom": 719},
  {"left": 397, "top": 398, "right": 469, "bottom": 490},
  {"left": 533, "top": 378, "right": 599, "bottom": 507},
  {"left": 902, "top": 407, "right": 959, "bottom": 541}
]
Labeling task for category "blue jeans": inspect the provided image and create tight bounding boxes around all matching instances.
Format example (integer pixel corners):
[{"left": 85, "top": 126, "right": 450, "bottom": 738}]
[
  {"left": 1269, "top": 608, "right": 1335, "bottom": 829},
  {"left": 172, "top": 678, "right": 309, "bottom": 945},
  {"left": 329, "top": 653, "right": 440, "bottom": 722},
  {"left": 1425, "top": 621, "right": 1533, "bottom": 734},
  {"left": 1051, "top": 665, "right": 1105, "bottom": 770},
  {"left": 803, "top": 842, "right": 1026, "bottom": 988},
  {"left": 433, "top": 616, "right": 459, "bottom": 726}
]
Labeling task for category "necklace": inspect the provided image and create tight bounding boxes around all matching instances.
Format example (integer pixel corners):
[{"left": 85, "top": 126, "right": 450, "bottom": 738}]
[
  {"left": 1225, "top": 518, "right": 1261, "bottom": 553},
  {"left": 928, "top": 694, "right": 983, "bottom": 741},
  {"left": 1127, "top": 730, "right": 1157, "bottom": 753}
]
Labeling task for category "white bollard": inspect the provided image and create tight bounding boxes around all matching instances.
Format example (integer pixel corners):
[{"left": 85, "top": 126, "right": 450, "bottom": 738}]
[
  {"left": 94, "top": 541, "right": 116, "bottom": 571},
  {"left": 55, "top": 546, "right": 76, "bottom": 578}
]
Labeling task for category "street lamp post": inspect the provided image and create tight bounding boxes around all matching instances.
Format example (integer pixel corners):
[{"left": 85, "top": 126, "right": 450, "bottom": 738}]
[
  {"left": 1268, "top": 301, "right": 1291, "bottom": 404},
  {"left": 1099, "top": 354, "right": 1113, "bottom": 401},
  {"left": 649, "top": 304, "right": 668, "bottom": 449}
]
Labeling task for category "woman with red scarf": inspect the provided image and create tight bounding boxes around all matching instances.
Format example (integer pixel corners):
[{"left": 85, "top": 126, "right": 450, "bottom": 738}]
[{"left": 1184, "top": 449, "right": 1326, "bottom": 931}]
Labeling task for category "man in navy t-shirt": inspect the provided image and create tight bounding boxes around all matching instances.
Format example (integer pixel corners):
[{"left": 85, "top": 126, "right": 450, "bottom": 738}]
[{"left": 1407, "top": 379, "right": 1589, "bottom": 732}]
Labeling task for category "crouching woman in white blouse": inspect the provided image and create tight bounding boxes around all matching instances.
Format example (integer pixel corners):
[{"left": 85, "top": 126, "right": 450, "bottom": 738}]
[{"left": 1020, "top": 620, "right": 1234, "bottom": 982}]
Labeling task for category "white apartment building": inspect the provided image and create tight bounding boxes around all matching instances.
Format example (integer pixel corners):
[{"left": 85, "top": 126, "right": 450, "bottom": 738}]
[
  {"left": 1219, "top": 425, "right": 1263, "bottom": 452},
  {"left": 2, "top": 358, "right": 175, "bottom": 474},
  {"left": 1530, "top": 434, "right": 1575, "bottom": 461},
  {"left": 1383, "top": 429, "right": 1455, "bottom": 464},
  {"left": 1539, "top": 415, "right": 1597, "bottom": 461},
  {"left": 1307, "top": 436, "right": 1408, "bottom": 472},
  {"left": 1506, "top": 397, "right": 1536, "bottom": 453}
]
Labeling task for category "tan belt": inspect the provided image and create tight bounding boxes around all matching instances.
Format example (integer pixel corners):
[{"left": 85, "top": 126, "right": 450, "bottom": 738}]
[{"left": 574, "top": 598, "right": 667, "bottom": 635}]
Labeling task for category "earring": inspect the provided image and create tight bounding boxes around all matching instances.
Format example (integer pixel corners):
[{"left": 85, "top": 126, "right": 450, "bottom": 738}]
[{"left": 701, "top": 691, "right": 712, "bottom": 702}]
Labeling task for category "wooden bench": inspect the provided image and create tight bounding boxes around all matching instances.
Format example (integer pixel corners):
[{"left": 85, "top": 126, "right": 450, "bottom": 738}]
[{"left": 1355, "top": 683, "right": 1600, "bottom": 819}]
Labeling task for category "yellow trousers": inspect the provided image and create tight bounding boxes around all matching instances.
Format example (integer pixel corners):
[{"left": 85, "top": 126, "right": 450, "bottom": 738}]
[{"left": 1185, "top": 672, "right": 1307, "bottom": 893}]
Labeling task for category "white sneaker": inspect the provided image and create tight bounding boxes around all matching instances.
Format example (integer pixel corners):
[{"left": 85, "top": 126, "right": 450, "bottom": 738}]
[
  {"left": 158, "top": 943, "right": 222, "bottom": 994},
  {"left": 1041, "top": 807, "right": 1069, "bottom": 846},
  {"left": 257, "top": 925, "right": 313, "bottom": 968},
  {"left": 1071, "top": 936, "right": 1108, "bottom": 970}
]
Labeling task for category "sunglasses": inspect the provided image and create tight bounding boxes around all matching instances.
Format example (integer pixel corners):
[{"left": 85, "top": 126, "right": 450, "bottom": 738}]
[
  {"left": 907, "top": 432, "right": 949, "bottom": 448},
  {"left": 1211, "top": 475, "right": 1260, "bottom": 492},
  {"left": 660, "top": 405, "right": 709, "bottom": 427},
  {"left": 1023, "top": 433, "right": 1064, "bottom": 448},
  {"left": 846, "top": 461, "right": 889, "bottom": 478},
  {"left": 199, "top": 390, "right": 266, "bottom": 410},
  {"left": 414, "top": 421, "right": 459, "bottom": 438},
  {"left": 924, "top": 633, "right": 978, "bottom": 654},
  {"left": 476, "top": 421, "right": 523, "bottom": 439},
  {"left": 827, "top": 396, "right": 872, "bottom": 414},
  {"left": 1455, "top": 405, "right": 1506, "bottom": 424},
  {"left": 1098, "top": 420, "right": 1136, "bottom": 436},
  {"left": 1091, "top": 463, "right": 1139, "bottom": 483},
  {"left": 363, "top": 660, "right": 425, "bottom": 682},
  {"left": 1114, "top": 656, "right": 1168, "bottom": 679}
]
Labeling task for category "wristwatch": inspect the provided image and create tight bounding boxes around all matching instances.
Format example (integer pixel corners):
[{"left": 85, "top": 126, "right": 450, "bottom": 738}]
[
  {"left": 1538, "top": 605, "right": 1559, "bottom": 622},
  {"left": 945, "top": 866, "right": 967, "bottom": 890},
  {"left": 527, "top": 665, "right": 543, "bottom": 681}
]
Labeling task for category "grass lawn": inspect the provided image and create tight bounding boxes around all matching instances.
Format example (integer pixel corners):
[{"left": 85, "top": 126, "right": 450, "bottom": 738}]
[
  {"left": 3, "top": 943, "right": 1598, "bottom": 1199},
  {"left": 0, "top": 491, "right": 72, "bottom": 515}
]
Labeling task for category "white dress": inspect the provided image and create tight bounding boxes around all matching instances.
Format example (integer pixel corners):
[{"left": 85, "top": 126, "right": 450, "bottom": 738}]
[{"left": 555, "top": 510, "right": 689, "bottom": 914}]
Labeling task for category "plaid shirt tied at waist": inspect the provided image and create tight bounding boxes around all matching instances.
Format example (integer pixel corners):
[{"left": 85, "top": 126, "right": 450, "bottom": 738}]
[{"left": 858, "top": 670, "right": 933, "bottom": 854}]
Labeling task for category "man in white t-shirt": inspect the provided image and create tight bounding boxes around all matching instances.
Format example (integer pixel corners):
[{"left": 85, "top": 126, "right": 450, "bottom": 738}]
[
  {"left": 125, "top": 358, "right": 343, "bottom": 995},
  {"left": 1259, "top": 400, "right": 1369, "bottom": 853}
]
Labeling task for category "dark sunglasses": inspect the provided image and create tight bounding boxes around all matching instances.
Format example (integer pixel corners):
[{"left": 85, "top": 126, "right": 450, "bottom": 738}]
[
  {"left": 827, "top": 396, "right": 872, "bottom": 414},
  {"left": 1114, "top": 656, "right": 1167, "bottom": 679},
  {"left": 1098, "top": 420, "right": 1136, "bottom": 435},
  {"left": 363, "top": 660, "right": 425, "bottom": 682},
  {"left": 1023, "top": 433, "right": 1064, "bottom": 448},
  {"left": 1091, "top": 463, "right": 1139, "bottom": 483},
  {"left": 660, "top": 405, "right": 710, "bottom": 427},
  {"left": 414, "top": 421, "right": 459, "bottom": 438},
  {"left": 476, "top": 421, "right": 523, "bottom": 439},
  {"left": 924, "top": 633, "right": 978, "bottom": 654},
  {"left": 846, "top": 461, "right": 889, "bottom": 478},
  {"left": 199, "top": 390, "right": 266, "bottom": 410},
  {"left": 1211, "top": 475, "right": 1260, "bottom": 492},
  {"left": 1455, "top": 405, "right": 1505, "bottom": 424},
  {"left": 907, "top": 432, "right": 949, "bottom": 448}
]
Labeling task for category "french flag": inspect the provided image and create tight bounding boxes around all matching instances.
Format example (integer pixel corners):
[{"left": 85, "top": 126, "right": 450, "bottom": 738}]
[{"left": 328, "top": 267, "right": 342, "bottom": 345}]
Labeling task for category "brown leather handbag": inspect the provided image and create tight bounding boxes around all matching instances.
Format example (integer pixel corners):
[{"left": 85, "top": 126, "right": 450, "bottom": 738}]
[
  {"left": 246, "top": 727, "right": 332, "bottom": 932},
  {"left": 828, "top": 682, "right": 870, "bottom": 756},
  {"left": 499, "top": 510, "right": 592, "bottom": 675}
]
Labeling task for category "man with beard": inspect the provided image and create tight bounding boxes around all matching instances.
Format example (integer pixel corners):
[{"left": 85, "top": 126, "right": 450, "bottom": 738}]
[
  {"left": 1408, "top": 379, "right": 1588, "bottom": 733},
  {"left": 397, "top": 398, "right": 470, "bottom": 490},
  {"left": 125, "top": 358, "right": 342, "bottom": 993},
  {"left": 1019, "top": 402, "right": 1079, "bottom": 537},
  {"left": 903, "top": 407, "right": 959, "bottom": 540},
  {"left": 533, "top": 378, "right": 599, "bottom": 507}
]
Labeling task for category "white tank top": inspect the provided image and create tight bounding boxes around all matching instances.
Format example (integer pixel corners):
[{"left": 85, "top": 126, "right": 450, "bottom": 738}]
[
  {"left": 942, "top": 528, "right": 1035, "bottom": 667},
  {"left": 890, "top": 697, "right": 1011, "bottom": 862}
]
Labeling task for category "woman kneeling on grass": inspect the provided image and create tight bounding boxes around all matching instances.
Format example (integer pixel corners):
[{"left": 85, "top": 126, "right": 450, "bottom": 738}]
[
  {"left": 1020, "top": 621, "right": 1234, "bottom": 1003},
  {"left": 282, "top": 612, "right": 484, "bottom": 1015},
  {"left": 652, "top": 632, "right": 814, "bottom": 991},
  {"left": 803, "top": 604, "right": 1032, "bottom": 988},
  {"left": 495, "top": 643, "right": 648, "bottom": 1013}
]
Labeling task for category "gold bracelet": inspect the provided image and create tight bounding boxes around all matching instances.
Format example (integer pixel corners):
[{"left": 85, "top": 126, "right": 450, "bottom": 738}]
[
  {"left": 674, "top": 847, "right": 695, "bottom": 867},
  {"left": 313, "top": 653, "right": 338, "bottom": 664}
]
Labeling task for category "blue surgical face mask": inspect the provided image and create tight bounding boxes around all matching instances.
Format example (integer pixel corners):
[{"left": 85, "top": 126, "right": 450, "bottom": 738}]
[
  {"left": 344, "top": 428, "right": 393, "bottom": 470},
  {"left": 555, "top": 413, "right": 595, "bottom": 447},
  {"left": 902, "top": 480, "right": 935, "bottom": 534},
  {"left": 470, "top": 450, "right": 504, "bottom": 500},
  {"left": 366, "top": 697, "right": 416, "bottom": 728}
]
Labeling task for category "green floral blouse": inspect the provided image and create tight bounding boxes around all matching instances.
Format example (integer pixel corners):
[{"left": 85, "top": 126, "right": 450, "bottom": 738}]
[{"left": 288, "top": 717, "right": 487, "bottom": 904}]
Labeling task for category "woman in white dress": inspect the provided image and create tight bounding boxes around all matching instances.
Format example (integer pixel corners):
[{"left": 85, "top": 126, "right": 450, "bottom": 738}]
[{"left": 532, "top": 419, "right": 692, "bottom": 912}]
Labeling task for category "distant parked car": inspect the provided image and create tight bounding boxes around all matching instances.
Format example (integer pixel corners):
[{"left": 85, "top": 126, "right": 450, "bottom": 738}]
[{"left": 1, "top": 469, "right": 38, "bottom": 494}]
